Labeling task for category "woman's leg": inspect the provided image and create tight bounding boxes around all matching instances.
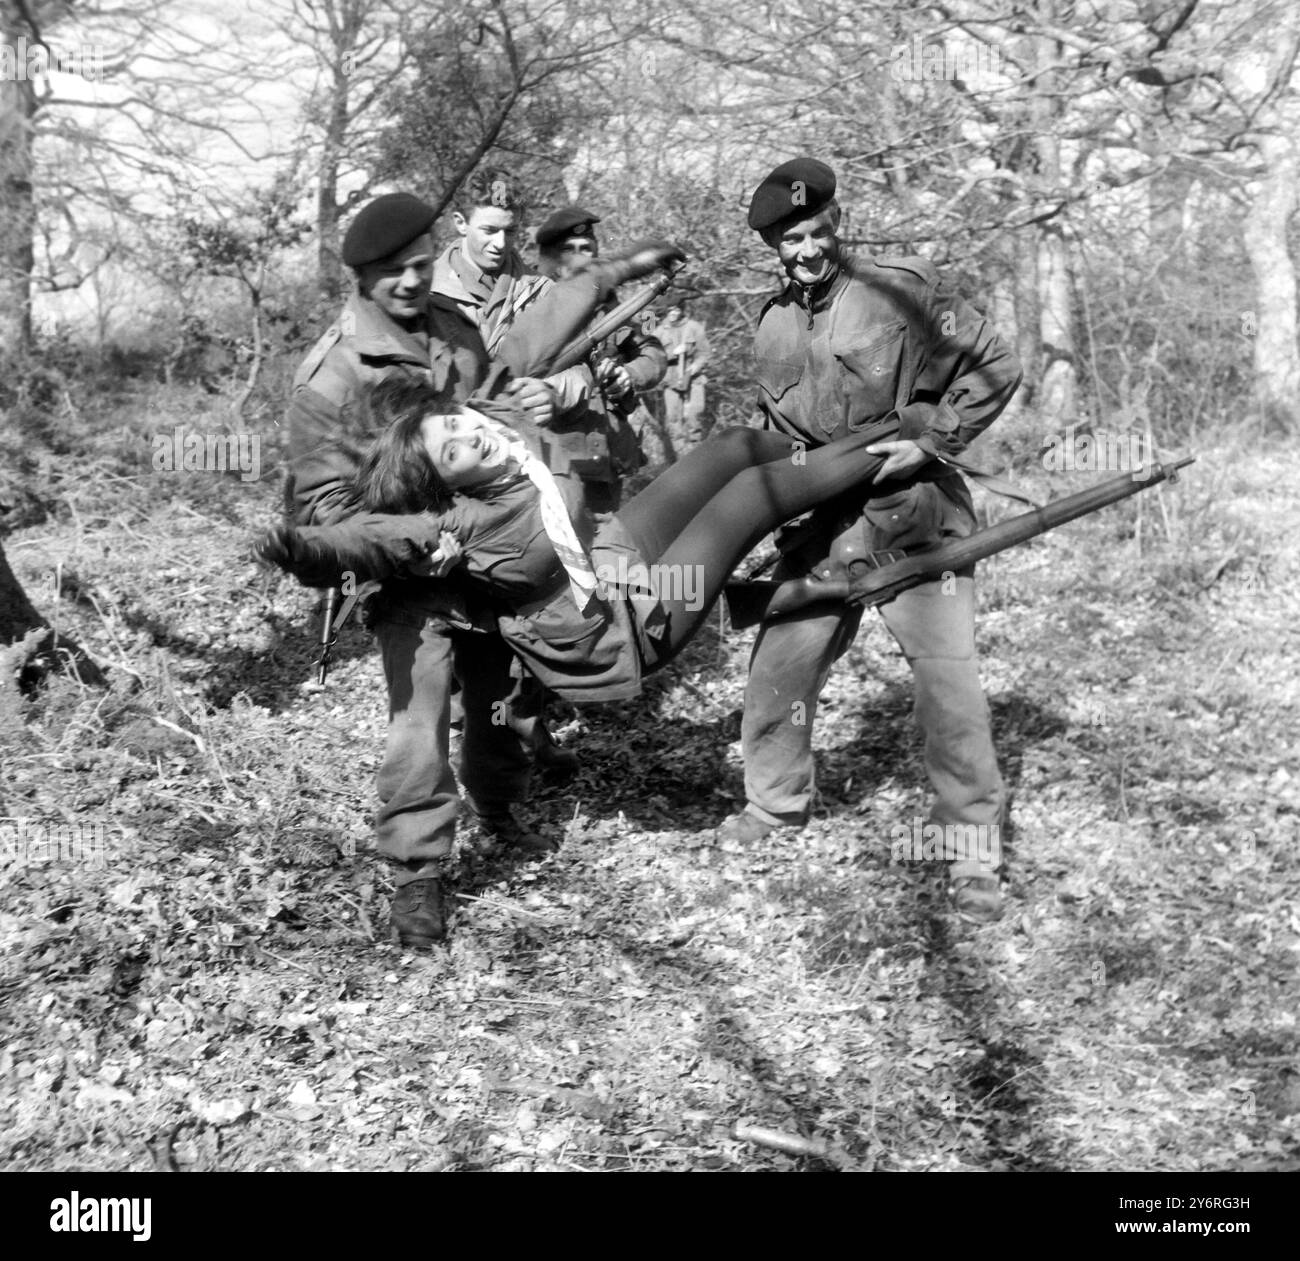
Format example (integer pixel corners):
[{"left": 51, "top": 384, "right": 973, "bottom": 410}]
[
  {"left": 637, "top": 423, "right": 900, "bottom": 667},
  {"left": 617, "top": 428, "right": 795, "bottom": 561}
]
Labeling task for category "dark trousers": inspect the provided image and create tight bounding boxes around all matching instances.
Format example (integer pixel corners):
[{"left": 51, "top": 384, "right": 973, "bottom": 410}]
[{"left": 373, "top": 614, "right": 531, "bottom": 885}]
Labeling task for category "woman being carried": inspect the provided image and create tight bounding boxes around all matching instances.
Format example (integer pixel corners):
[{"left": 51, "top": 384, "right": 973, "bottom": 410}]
[{"left": 258, "top": 378, "right": 909, "bottom": 701}]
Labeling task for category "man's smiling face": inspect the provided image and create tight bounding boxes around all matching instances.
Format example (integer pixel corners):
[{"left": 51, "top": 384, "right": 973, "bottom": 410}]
[
  {"left": 455, "top": 206, "right": 518, "bottom": 275},
  {"left": 770, "top": 205, "right": 841, "bottom": 287},
  {"left": 357, "top": 234, "right": 433, "bottom": 322}
]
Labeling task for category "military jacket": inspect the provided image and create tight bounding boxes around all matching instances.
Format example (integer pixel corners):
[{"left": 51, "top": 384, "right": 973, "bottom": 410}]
[
  {"left": 431, "top": 243, "right": 590, "bottom": 414},
  {"left": 285, "top": 292, "right": 488, "bottom": 527},
  {"left": 548, "top": 314, "right": 667, "bottom": 487},
  {"left": 753, "top": 253, "right": 1022, "bottom": 566}
]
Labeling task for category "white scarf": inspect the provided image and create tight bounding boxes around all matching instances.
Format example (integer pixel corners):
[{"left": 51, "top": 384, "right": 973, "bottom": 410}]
[{"left": 465, "top": 409, "right": 601, "bottom": 614}]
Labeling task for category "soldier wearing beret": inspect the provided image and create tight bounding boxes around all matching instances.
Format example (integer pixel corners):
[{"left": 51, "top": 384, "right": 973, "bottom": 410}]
[
  {"left": 717, "top": 158, "right": 1023, "bottom": 924},
  {"left": 285, "top": 190, "right": 677, "bottom": 946},
  {"left": 432, "top": 173, "right": 583, "bottom": 407},
  {"left": 534, "top": 204, "right": 668, "bottom": 513}
]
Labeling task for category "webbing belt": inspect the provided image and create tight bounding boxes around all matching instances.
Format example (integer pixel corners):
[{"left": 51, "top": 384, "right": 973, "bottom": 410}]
[{"left": 932, "top": 452, "right": 1046, "bottom": 509}]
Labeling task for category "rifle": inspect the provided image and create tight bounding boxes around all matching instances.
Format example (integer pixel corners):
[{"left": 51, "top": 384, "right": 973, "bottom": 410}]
[
  {"left": 314, "top": 576, "right": 382, "bottom": 685},
  {"left": 549, "top": 270, "right": 676, "bottom": 374},
  {"left": 724, "top": 455, "right": 1195, "bottom": 630},
  {"left": 315, "top": 587, "right": 342, "bottom": 685}
]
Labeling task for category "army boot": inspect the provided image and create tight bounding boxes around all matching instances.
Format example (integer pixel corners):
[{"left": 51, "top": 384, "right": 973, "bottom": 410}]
[
  {"left": 949, "top": 861, "right": 1003, "bottom": 925},
  {"left": 390, "top": 878, "right": 447, "bottom": 948},
  {"left": 466, "top": 801, "right": 557, "bottom": 856}
]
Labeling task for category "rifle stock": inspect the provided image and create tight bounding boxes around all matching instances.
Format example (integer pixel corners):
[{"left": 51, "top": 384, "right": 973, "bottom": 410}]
[{"left": 724, "top": 456, "right": 1195, "bottom": 630}]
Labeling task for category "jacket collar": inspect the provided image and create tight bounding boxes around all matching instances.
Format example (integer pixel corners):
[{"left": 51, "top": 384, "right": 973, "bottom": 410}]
[
  {"left": 342, "top": 292, "right": 431, "bottom": 365},
  {"left": 432, "top": 241, "right": 527, "bottom": 306},
  {"left": 788, "top": 258, "right": 851, "bottom": 316}
]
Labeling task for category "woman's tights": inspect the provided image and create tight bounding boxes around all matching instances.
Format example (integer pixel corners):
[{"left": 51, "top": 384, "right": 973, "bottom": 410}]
[{"left": 615, "top": 423, "right": 898, "bottom": 668}]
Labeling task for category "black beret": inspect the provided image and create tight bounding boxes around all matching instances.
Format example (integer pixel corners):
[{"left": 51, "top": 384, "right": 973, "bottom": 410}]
[
  {"left": 747, "top": 158, "right": 837, "bottom": 232},
  {"left": 341, "top": 192, "right": 437, "bottom": 268},
  {"left": 535, "top": 205, "right": 601, "bottom": 251}
]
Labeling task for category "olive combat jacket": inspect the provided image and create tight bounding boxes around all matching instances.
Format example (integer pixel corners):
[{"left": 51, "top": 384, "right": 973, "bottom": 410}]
[
  {"left": 285, "top": 292, "right": 487, "bottom": 528},
  {"left": 549, "top": 316, "right": 666, "bottom": 488},
  {"left": 754, "top": 253, "right": 1022, "bottom": 573},
  {"left": 433, "top": 245, "right": 666, "bottom": 489}
]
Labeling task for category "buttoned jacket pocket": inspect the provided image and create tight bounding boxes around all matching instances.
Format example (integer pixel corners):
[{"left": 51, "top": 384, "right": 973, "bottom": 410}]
[
  {"left": 836, "top": 322, "right": 907, "bottom": 426},
  {"left": 862, "top": 483, "right": 943, "bottom": 551}
]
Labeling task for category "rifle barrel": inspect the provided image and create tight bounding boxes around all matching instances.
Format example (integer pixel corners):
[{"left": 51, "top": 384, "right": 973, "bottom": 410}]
[
  {"left": 853, "top": 456, "right": 1196, "bottom": 607},
  {"left": 316, "top": 586, "right": 343, "bottom": 685}
]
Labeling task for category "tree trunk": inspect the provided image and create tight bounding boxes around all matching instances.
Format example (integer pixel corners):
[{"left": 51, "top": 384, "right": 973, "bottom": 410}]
[
  {"left": 316, "top": 1, "right": 363, "bottom": 306},
  {"left": 234, "top": 262, "right": 267, "bottom": 418},
  {"left": 0, "top": 1, "right": 37, "bottom": 357},
  {"left": 1150, "top": 157, "right": 1196, "bottom": 276},
  {"left": 1031, "top": 24, "right": 1077, "bottom": 430},
  {"left": 1241, "top": 133, "right": 1300, "bottom": 433},
  {"left": 1037, "top": 218, "right": 1077, "bottom": 427},
  {"left": 0, "top": 541, "right": 105, "bottom": 695},
  {"left": 317, "top": 102, "right": 346, "bottom": 304}
]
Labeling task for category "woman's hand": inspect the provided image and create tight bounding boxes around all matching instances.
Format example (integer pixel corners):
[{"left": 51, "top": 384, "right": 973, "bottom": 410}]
[
  {"left": 254, "top": 522, "right": 344, "bottom": 588},
  {"left": 255, "top": 522, "right": 300, "bottom": 570},
  {"left": 411, "top": 529, "right": 463, "bottom": 577}
]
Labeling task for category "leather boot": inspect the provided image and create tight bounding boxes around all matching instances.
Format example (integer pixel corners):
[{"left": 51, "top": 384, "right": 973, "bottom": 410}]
[
  {"left": 467, "top": 802, "right": 557, "bottom": 856},
  {"left": 949, "top": 861, "right": 1003, "bottom": 925},
  {"left": 714, "top": 810, "right": 795, "bottom": 846},
  {"left": 390, "top": 878, "right": 447, "bottom": 947}
]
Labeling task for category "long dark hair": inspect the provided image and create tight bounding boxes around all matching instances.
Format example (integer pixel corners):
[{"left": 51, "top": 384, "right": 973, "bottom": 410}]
[{"left": 351, "top": 377, "right": 454, "bottom": 514}]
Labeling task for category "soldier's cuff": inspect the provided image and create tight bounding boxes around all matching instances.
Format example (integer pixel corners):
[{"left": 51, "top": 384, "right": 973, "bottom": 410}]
[{"left": 897, "top": 401, "right": 964, "bottom": 456}]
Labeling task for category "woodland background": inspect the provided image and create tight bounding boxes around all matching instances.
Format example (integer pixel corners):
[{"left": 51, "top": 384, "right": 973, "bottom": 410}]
[{"left": 0, "top": 0, "right": 1297, "bottom": 1173}]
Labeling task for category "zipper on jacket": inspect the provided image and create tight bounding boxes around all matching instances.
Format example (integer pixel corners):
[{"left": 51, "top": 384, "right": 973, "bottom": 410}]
[{"left": 798, "top": 284, "right": 814, "bottom": 330}]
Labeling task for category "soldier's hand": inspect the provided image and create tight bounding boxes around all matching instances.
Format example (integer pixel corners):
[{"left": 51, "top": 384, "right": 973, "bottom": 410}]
[
  {"left": 604, "top": 239, "right": 686, "bottom": 284},
  {"left": 629, "top": 238, "right": 686, "bottom": 272},
  {"left": 865, "top": 439, "right": 932, "bottom": 482},
  {"left": 596, "top": 356, "right": 633, "bottom": 396},
  {"left": 412, "top": 529, "right": 463, "bottom": 578},
  {"left": 508, "top": 376, "right": 556, "bottom": 428}
]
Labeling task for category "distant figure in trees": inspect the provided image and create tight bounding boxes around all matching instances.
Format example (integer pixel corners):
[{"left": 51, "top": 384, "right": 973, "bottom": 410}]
[{"left": 656, "top": 301, "right": 711, "bottom": 446}]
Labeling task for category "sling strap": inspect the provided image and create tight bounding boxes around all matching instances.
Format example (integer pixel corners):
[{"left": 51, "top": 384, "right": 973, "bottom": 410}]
[{"left": 932, "top": 451, "right": 1046, "bottom": 509}]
